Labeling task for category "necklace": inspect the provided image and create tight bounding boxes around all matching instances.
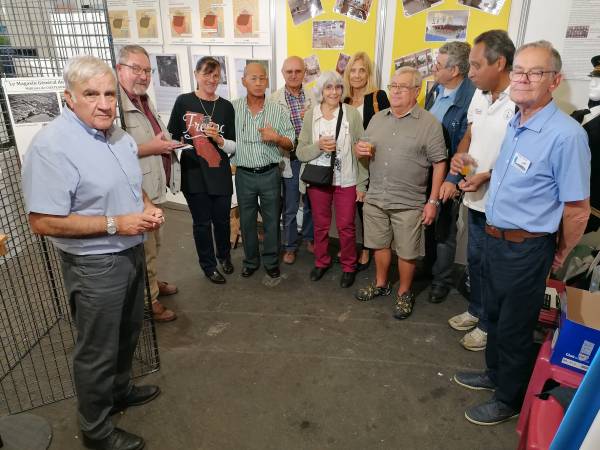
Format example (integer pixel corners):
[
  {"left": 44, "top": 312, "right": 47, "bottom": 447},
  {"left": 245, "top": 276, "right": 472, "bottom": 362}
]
[{"left": 196, "top": 93, "right": 218, "bottom": 121}]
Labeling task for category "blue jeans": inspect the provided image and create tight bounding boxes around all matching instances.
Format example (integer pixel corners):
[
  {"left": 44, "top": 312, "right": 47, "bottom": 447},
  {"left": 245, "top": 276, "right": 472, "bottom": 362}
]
[
  {"left": 282, "top": 159, "right": 313, "bottom": 251},
  {"left": 467, "top": 208, "right": 487, "bottom": 331}
]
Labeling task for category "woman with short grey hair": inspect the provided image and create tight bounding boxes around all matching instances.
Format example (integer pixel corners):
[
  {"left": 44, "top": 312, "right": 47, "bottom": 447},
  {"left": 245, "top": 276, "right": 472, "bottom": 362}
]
[{"left": 296, "top": 71, "right": 368, "bottom": 288}]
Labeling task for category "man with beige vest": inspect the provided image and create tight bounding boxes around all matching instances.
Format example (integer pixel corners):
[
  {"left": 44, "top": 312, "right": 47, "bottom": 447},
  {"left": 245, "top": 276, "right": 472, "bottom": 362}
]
[{"left": 117, "top": 45, "right": 179, "bottom": 322}]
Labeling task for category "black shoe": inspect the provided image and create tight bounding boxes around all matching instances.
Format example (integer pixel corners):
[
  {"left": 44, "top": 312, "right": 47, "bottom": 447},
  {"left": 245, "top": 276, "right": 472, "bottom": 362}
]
[
  {"left": 453, "top": 371, "right": 496, "bottom": 391},
  {"left": 356, "top": 258, "right": 371, "bottom": 272},
  {"left": 241, "top": 267, "right": 257, "bottom": 278},
  {"left": 340, "top": 271, "right": 356, "bottom": 288},
  {"left": 428, "top": 285, "right": 450, "bottom": 303},
  {"left": 465, "top": 399, "right": 519, "bottom": 426},
  {"left": 310, "top": 266, "right": 330, "bottom": 281},
  {"left": 265, "top": 267, "right": 280, "bottom": 278},
  {"left": 206, "top": 270, "right": 226, "bottom": 284},
  {"left": 111, "top": 385, "right": 160, "bottom": 415},
  {"left": 82, "top": 428, "right": 145, "bottom": 450},
  {"left": 220, "top": 258, "right": 234, "bottom": 274}
]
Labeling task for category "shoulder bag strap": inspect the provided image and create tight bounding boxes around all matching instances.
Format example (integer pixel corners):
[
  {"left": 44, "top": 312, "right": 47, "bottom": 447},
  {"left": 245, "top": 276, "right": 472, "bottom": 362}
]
[
  {"left": 330, "top": 103, "right": 344, "bottom": 171},
  {"left": 373, "top": 92, "right": 379, "bottom": 113}
]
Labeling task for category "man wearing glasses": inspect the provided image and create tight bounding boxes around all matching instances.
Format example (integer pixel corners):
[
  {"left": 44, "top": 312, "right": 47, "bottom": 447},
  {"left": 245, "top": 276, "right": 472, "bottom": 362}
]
[
  {"left": 117, "top": 45, "right": 179, "bottom": 323},
  {"left": 453, "top": 41, "right": 591, "bottom": 426},
  {"left": 354, "top": 66, "right": 446, "bottom": 320}
]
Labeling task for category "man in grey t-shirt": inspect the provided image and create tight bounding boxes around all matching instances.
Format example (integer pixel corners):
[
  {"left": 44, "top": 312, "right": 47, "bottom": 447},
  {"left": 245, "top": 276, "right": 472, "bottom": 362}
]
[{"left": 354, "top": 66, "right": 447, "bottom": 320}]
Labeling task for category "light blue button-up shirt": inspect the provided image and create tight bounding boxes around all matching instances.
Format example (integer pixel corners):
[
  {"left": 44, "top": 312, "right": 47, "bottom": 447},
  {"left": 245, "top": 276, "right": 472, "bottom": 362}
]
[
  {"left": 429, "top": 82, "right": 460, "bottom": 123},
  {"left": 485, "top": 100, "right": 590, "bottom": 233},
  {"left": 22, "top": 107, "right": 145, "bottom": 255}
]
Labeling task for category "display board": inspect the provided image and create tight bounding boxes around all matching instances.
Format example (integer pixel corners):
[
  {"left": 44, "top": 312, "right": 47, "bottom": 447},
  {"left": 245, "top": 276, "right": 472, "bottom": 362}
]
[
  {"left": 285, "top": 0, "right": 380, "bottom": 86},
  {"left": 391, "top": 0, "right": 512, "bottom": 99}
]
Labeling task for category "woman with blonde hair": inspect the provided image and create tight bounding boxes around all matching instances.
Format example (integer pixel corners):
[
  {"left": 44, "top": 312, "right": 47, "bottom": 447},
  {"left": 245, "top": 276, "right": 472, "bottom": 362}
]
[{"left": 343, "top": 51, "right": 389, "bottom": 271}]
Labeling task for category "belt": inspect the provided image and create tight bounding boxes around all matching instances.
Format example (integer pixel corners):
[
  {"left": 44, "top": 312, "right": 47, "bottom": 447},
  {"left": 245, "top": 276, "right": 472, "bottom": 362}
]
[
  {"left": 485, "top": 225, "right": 548, "bottom": 243},
  {"left": 237, "top": 163, "right": 278, "bottom": 174}
]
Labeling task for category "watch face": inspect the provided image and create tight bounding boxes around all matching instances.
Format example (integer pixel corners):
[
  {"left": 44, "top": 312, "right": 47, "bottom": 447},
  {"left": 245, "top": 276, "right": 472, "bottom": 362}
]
[{"left": 107, "top": 218, "right": 117, "bottom": 235}]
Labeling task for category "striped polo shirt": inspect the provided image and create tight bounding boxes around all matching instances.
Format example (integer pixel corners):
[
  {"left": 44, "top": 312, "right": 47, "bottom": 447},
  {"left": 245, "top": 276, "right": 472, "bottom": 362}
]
[{"left": 232, "top": 96, "right": 295, "bottom": 168}]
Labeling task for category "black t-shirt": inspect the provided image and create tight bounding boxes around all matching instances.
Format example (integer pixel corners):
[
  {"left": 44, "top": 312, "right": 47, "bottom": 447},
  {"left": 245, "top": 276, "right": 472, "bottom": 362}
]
[{"left": 168, "top": 93, "right": 235, "bottom": 195}]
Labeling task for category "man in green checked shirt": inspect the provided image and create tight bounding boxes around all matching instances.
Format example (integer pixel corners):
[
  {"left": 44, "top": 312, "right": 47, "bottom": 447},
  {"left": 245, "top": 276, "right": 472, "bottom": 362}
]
[{"left": 232, "top": 63, "right": 295, "bottom": 279}]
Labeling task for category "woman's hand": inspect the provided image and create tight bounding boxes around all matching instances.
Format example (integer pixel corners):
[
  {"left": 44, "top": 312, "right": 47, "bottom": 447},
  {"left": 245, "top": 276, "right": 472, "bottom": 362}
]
[
  {"left": 318, "top": 135, "right": 336, "bottom": 153},
  {"left": 356, "top": 191, "right": 366, "bottom": 202}
]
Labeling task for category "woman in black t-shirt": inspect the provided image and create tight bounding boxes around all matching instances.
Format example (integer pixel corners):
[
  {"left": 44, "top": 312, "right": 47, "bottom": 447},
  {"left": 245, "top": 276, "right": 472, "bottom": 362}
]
[{"left": 168, "top": 56, "right": 236, "bottom": 284}]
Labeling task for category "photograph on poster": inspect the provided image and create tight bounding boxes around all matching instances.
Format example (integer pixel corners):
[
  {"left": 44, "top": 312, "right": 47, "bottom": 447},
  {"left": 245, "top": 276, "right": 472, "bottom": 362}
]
[
  {"left": 402, "top": 0, "right": 444, "bottom": 17},
  {"left": 192, "top": 55, "right": 230, "bottom": 99},
  {"left": 565, "top": 25, "right": 590, "bottom": 39},
  {"left": 394, "top": 48, "right": 434, "bottom": 78},
  {"left": 234, "top": 58, "right": 270, "bottom": 97},
  {"left": 136, "top": 9, "right": 158, "bottom": 39},
  {"left": 108, "top": 10, "right": 130, "bottom": 39},
  {"left": 170, "top": 8, "right": 192, "bottom": 37},
  {"left": 156, "top": 55, "right": 181, "bottom": 88},
  {"left": 288, "top": 0, "right": 324, "bottom": 26},
  {"left": 233, "top": 0, "right": 259, "bottom": 38},
  {"left": 333, "top": 0, "right": 373, "bottom": 22},
  {"left": 312, "top": 20, "right": 345, "bottom": 49},
  {"left": 425, "top": 10, "right": 469, "bottom": 42},
  {"left": 304, "top": 54, "right": 321, "bottom": 83},
  {"left": 457, "top": 0, "right": 505, "bottom": 16},
  {"left": 7, "top": 93, "right": 60, "bottom": 124},
  {"left": 335, "top": 53, "right": 351, "bottom": 75},
  {"left": 200, "top": 1, "right": 224, "bottom": 38}
]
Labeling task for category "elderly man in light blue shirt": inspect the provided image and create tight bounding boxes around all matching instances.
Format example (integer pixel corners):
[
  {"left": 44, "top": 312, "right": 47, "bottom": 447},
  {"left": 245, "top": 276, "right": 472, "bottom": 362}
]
[
  {"left": 453, "top": 41, "right": 591, "bottom": 426},
  {"left": 22, "top": 55, "right": 164, "bottom": 450}
]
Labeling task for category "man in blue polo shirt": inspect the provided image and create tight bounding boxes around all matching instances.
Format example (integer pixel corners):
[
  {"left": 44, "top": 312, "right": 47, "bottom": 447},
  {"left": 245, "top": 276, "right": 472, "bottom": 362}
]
[
  {"left": 453, "top": 41, "right": 591, "bottom": 426},
  {"left": 22, "top": 55, "right": 164, "bottom": 450}
]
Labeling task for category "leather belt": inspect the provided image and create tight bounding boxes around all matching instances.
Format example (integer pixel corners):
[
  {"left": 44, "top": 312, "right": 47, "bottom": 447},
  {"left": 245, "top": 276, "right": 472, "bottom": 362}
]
[
  {"left": 485, "top": 225, "right": 548, "bottom": 243},
  {"left": 237, "top": 163, "right": 278, "bottom": 174}
]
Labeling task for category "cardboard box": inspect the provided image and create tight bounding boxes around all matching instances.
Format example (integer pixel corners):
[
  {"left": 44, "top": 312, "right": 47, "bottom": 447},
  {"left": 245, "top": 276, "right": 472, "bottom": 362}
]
[{"left": 550, "top": 286, "right": 600, "bottom": 374}]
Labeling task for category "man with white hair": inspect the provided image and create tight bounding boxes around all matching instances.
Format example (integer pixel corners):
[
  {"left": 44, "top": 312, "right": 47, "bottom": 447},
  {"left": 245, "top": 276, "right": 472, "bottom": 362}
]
[
  {"left": 22, "top": 55, "right": 162, "bottom": 450},
  {"left": 354, "top": 66, "right": 446, "bottom": 320}
]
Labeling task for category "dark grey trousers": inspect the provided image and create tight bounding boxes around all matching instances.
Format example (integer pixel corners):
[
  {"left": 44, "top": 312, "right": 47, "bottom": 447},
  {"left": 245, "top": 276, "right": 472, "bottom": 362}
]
[{"left": 59, "top": 244, "right": 145, "bottom": 440}]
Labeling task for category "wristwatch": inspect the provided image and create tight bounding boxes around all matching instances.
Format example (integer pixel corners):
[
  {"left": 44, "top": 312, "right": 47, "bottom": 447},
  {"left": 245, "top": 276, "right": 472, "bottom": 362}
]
[
  {"left": 428, "top": 199, "right": 440, "bottom": 207},
  {"left": 106, "top": 216, "right": 117, "bottom": 235}
]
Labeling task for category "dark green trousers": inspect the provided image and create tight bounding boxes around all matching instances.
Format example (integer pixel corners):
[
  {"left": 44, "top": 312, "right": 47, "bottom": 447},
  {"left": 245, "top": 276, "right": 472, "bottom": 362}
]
[{"left": 235, "top": 166, "right": 281, "bottom": 270}]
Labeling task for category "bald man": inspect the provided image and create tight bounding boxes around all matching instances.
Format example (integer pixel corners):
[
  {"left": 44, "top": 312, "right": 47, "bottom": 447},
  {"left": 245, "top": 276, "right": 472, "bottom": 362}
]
[
  {"left": 232, "top": 63, "right": 295, "bottom": 278},
  {"left": 271, "top": 56, "right": 318, "bottom": 264}
]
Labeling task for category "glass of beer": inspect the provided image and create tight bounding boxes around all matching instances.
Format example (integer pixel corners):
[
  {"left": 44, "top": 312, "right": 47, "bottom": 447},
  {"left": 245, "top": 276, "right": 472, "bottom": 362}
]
[
  {"left": 360, "top": 135, "right": 375, "bottom": 159},
  {"left": 460, "top": 154, "right": 477, "bottom": 176}
]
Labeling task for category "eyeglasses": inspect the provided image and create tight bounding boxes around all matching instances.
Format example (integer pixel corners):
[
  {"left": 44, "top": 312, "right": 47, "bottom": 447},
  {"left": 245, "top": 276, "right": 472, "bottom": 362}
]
[
  {"left": 387, "top": 84, "right": 415, "bottom": 92},
  {"left": 509, "top": 70, "right": 556, "bottom": 82},
  {"left": 121, "top": 63, "right": 155, "bottom": 75},
  {"left": 247, "top": 76, "right": 268, "bottom": 83}
]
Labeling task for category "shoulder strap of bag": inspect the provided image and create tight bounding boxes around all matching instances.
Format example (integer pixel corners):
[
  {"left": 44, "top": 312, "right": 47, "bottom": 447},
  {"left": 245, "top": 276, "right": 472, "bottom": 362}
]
[
  {"left": 373, "top": 92, "right": 379, "bottom": 113},
  {"left": 330, "top": 103, "right": 344, "bottom": 170}
]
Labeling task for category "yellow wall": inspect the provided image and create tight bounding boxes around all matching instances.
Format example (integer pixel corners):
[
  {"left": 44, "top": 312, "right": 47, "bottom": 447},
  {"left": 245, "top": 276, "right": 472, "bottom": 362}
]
[{"left": 286, "top": 0, "right": 379, "bottom": 85}]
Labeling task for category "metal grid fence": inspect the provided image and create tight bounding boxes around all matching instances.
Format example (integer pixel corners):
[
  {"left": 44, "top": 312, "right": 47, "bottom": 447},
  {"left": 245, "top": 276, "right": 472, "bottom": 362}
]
[{"left": 0, "top": 0, "right": 159, "bottom": 415}]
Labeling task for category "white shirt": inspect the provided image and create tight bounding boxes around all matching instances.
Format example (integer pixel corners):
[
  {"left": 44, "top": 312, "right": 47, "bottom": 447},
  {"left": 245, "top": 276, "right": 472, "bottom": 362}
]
[
  {"left": 582, "top": 104, "right": 600, "bottom": 126},
  {"left": 463, "top": 87, "right": 516, "bottom": 212},
  {"left": 356, "top": 103, "right": 364, "bottom": 119}
]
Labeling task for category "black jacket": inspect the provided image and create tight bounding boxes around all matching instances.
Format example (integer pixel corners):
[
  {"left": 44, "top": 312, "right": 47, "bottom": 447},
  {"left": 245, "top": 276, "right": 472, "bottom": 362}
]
[{"left": 344, "top": 90, "right": 390, "bottom": 129}]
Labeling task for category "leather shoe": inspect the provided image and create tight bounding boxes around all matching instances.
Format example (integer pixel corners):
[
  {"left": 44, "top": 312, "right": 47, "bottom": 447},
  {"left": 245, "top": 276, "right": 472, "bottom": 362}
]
[
  {"left": 428, "top": 285, "right": 450, "bottom": 303},
  {"left": 340, "top": 271, "right": 356, "bottom": 288},
  {"left": 241, "top": 266, "right": 257, "bottom": 278},
  {"left": 111, "top": 385, "right": 160, "bottom": 415},
  {"left": 151, "top": 300, "right": 176, "bottom": 323},
  {"left": 82, "top": 428, "right": 144, "bottom": 450},
  {"left": 356, "top": 258, "right": 371, "bottom": 272},
  {"left": 157, "top": 281, "right": 177, "bottom": 296},
  {"left": 265, "top": 267, "right": 280, "bottom": 278},
  {"left": 282, "top": 251, "right": 296, "bottom": 264},
  {"left": 465, "top": 398, "right": 519, "bottom": 426},
  {"left": 220, "top": 258, "right": 234, "bottom": 275},
  {"left": 206, "top": 270, "right": 226, "bottom": 284},
  {"left": 310, "top": 266, "right": 330, "bottom": 281}
]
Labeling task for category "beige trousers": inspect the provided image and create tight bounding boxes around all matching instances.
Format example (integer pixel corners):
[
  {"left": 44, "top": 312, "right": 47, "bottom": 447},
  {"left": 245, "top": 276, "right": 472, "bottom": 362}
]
[{"left": 144, "top": 228, "right": 162, "bottom": 302}]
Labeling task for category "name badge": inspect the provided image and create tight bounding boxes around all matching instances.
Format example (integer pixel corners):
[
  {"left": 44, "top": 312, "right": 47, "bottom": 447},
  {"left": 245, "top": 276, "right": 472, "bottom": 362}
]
[{"left": 511, "top": 152, "right": 531, "bottom": 174}]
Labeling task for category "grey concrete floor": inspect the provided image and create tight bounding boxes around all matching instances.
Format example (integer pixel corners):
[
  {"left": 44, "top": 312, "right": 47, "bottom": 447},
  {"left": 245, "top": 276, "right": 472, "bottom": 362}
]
[{"left": 35, "top": 207, "right": 518, "bottom": 450}]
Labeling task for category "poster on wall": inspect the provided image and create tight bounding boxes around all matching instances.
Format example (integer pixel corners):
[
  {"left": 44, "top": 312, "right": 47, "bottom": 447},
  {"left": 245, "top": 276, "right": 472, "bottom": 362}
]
[
  {"left": 458, "top": 0, "right": 506, "bottom": 16},
  {"left": 199, "top": 0, "right": 225, "bottom": 42},
  {"left": 312, "top": 20, "right": 346, "bottom": 49},
  {"left": 1, "top": 77, "right": 64, "bottom": 160},
  {"left": 288, "top": 0, "right": 324, "bottom": 26},
  {"left": 335, "top": 53, "right": 350, "bottom": 75},
  {"left": 150, "top": 53, "right": 182, "bottom": 113},
  {"left": 394, "top": 48, "right": 435, "bottom": 78},
  {"left": 107, "top": 0, "right": 163, "bottom": 45},
  {"left": 234, "top": 58, "right": 271, "bottom": 97},
  {"left": 232, "top": 0, "right": 270, "bottom": 45},
  {"left": 108, "top": 4, "right": 132, "bottom": 41},
  {"left": 562, "top": 0, "right": 600, "bottom": 80},
  {"left": 303, "top": 54, "right": 321, "bottom": 83},
  {"left": 191, "top": 55, "right": 230, "bottom": 99},
  {"left": 164, "top": 0, "right": 198, "bottom": 44},
  {"left": 333, "top": 0, "right": 373, "bottom": 23},
  {"left": 401, "top": 0, "right": 443, "bottom": 17},
  {"left": 425, "top": 10, "right": 469, "bottom": 42}
]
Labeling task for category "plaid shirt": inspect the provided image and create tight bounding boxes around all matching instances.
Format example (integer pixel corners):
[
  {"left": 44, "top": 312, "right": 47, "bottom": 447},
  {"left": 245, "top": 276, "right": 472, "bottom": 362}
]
[{"left": 284, "top": 88, "right": 306, "bottom": 138}]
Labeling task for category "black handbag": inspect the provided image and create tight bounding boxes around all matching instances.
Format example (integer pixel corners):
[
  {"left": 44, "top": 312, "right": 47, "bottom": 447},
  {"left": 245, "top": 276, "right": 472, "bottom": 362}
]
[{"left": 301, "top": 104, "right": 343, "bottom": 187}]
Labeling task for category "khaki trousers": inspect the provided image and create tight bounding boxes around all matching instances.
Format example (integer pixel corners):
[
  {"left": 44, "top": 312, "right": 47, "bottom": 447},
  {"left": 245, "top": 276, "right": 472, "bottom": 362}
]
[{"left": 144, "top": 228, "right": 162, "bottom": 301}]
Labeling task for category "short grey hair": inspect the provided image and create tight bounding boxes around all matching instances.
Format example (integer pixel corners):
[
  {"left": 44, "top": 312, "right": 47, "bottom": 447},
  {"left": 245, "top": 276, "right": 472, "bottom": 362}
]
[
  {"left": 63, "top": 55, "right": 115, "bottom": 92},
  {"left": 439, "top": 41, "right": 471, "bottom": 77},
  {"left": 393, "top": 66, "right": 423, "bottom": 88},
  {"left": 515, "top": 40, "right": 562, "bottom": 72},
  {"left": 313, "top": 71, "right": 344, "bottom": 103},
  {"left": 118, "top": 45, "right": 149, "bottom": 64}
]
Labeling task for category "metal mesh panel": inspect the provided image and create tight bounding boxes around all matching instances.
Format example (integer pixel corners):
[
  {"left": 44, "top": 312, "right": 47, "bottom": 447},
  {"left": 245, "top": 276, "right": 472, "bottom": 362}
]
[{"left": 0, "top": 0, "right": 159, "bottom": 415}]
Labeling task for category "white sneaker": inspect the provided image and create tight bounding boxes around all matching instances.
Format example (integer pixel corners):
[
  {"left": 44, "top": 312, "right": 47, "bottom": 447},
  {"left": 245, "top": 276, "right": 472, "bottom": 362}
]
[
  {"left": 460, "top": 327, "right": 487, "bottom": 352},
  {"left": 448, "top": 311, "right": 479, "bottom": 331}
]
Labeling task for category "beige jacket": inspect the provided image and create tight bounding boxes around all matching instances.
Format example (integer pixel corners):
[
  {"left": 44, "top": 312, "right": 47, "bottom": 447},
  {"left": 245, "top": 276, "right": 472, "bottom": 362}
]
[{"left": 119, "top": 86, "right": 181, "bottom": 204}]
